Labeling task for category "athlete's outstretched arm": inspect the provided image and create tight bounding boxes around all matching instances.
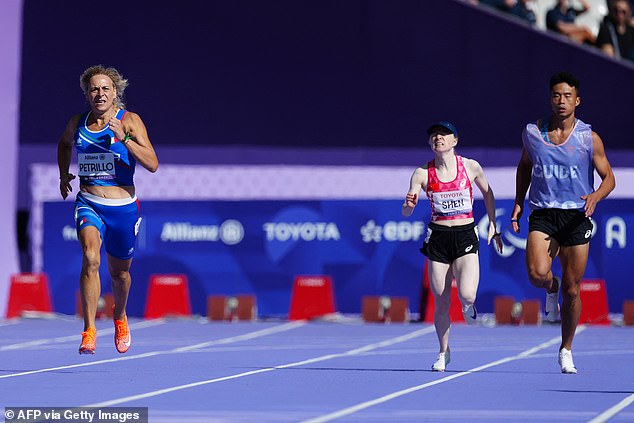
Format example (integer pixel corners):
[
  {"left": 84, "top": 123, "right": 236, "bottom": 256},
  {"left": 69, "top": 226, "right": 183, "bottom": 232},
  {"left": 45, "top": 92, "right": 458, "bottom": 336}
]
[
  {"left": 511, "top": 147, "right": 532, "bottom": 233},
  {"left": 581, "top": 132, "right": 615, "bottom": 217},
  {"left": 114, "top": 112, "right": 159, "bottom": 173},
  {"left": 57, "top": 115, "right": 79, "bottom": 200},
  {"left": 470, "top": 159, "right": 502, "bottom": 253},
  {"left": 402, "top": 167, "right": 426, "bottom": 217}
]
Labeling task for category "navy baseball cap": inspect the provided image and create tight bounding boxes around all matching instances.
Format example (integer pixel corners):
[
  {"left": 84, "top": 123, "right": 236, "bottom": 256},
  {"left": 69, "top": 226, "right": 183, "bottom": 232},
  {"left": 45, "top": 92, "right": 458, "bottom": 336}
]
[{"left": 427, "top": 121, "right": 458, "bottom": 137}]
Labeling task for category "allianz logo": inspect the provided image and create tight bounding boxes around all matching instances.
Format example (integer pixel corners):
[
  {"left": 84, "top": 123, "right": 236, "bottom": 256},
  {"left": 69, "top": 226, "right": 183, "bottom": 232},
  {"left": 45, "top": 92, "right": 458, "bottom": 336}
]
[
  {"left": 360, "top": 220, "right": 425, "bottom": 243},
  {"left": 263, "top": 222, "right": 340, "bottom": 241},
  {"left": 161, "top": 220, "right": 244, "bottom": 245}
]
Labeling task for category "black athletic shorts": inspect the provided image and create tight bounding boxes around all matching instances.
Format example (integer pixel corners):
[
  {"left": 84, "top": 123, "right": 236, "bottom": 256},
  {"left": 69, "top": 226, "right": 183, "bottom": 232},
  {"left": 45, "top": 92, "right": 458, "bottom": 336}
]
[
  {"left": 528, "top": 208, "right": 593, "bottom": 246},
  {"left": 420, "top": 222, "right": 479, "bottom": 264}
]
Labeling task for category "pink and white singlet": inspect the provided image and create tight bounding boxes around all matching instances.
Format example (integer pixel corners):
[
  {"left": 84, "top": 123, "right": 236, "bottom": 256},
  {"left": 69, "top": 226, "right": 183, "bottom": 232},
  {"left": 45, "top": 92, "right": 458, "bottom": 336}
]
[{"left": 426, "top": 155, "right": 474, "bottom": 222}]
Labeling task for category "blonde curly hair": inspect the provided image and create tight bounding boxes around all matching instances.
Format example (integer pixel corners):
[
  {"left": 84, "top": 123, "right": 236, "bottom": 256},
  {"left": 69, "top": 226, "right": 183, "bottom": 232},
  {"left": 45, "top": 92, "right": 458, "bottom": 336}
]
[{"left": 79, "top": 65, "right": 129, "bottom": 110}]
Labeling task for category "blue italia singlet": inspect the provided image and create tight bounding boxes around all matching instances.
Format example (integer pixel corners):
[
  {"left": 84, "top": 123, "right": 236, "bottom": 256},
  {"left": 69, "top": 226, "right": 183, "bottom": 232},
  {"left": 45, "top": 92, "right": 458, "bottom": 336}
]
[
  {"left": 73, "top": 109, "right": 141, "bottom": 259},
  {"left": 74, "top": 109, "right": 136, "bottom": 186},
  {"left": 522, "top": 118, "right": 594, "bottom": 210}
]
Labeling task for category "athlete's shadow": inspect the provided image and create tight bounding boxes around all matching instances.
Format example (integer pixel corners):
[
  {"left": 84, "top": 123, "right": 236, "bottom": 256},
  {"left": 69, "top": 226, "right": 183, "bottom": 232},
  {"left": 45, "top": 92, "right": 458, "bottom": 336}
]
[
  {"left": 240, "top": 367, "right": 554, "bottom": 374},
  {"left": 544, "top": 389, "right": 634, "bottom": 394}
]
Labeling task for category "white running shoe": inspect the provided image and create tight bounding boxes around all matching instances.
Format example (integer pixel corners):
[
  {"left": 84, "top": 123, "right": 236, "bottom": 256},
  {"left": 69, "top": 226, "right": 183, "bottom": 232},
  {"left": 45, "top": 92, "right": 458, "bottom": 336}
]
[
  {"left": 462, "top": 304, "right": 477, "bottom": 325},
  {"left": 545, "top": 276, "right": 560, "bottom": 323},
  {"left": 432, "top": 347, "right": 451, "bottom": 372},
  {"left": 558, "top": 348, "right": 577, "bottom": 374}
]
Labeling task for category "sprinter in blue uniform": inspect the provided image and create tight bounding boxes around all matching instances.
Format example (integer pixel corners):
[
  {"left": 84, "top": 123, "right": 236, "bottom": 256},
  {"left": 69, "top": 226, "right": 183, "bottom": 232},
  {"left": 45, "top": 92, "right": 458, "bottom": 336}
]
[
  {"left": 57, "top": 65, "right": 158, "bottom": 355},
  {"left": 512, "top": 72, "right": 615, "bottom": 373}
]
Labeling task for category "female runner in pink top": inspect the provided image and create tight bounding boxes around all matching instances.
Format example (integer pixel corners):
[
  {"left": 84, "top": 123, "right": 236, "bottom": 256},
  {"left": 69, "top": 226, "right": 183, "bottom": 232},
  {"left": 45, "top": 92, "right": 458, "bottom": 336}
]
[{"left": 403, "top": 121, "right": 503, "bottom": 372}]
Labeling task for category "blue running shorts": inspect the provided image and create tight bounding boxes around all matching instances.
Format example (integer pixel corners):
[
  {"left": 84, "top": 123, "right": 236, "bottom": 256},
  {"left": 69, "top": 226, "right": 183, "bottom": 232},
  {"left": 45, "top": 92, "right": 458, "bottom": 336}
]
[{"left": 74, "top": 191, "right": 142, "bottom": 260}]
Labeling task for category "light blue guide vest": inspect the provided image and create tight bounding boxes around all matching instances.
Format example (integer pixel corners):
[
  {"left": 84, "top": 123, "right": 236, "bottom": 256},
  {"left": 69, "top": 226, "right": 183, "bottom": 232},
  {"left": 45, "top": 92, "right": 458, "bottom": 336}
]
[{"left": 522, "top": 118, "right": 594, "bottom": 210}]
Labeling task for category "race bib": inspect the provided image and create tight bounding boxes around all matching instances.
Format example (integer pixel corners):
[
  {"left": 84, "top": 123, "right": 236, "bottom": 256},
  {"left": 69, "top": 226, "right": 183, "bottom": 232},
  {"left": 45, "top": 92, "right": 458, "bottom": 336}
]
[
  {"left": 431, "top": 188, "right": 472, "bottom": 217},
  {"left": 78, "top": 153, "right": 116, "bottom": 180}
]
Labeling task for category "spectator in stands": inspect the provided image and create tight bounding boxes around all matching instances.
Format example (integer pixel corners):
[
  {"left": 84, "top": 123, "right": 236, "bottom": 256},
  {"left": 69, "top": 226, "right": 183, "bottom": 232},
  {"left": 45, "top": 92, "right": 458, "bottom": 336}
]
[
  {"left": 597, "top": 0, "right": 634, "bottom": 60},
  {"left": 402, "top": 121, "right": 503, "bottom": 372},
  {"left": 546, "top": 0, "right": 596, "bottom": 44},
  {"left": 58, "top": 65, "right": 158, "bottom": 355},
  {"left": 605, "top": 0, "right": 634, "bottom": 26},
  {"left": 508, "top": 0, "right": 537, "bottom": 26}
]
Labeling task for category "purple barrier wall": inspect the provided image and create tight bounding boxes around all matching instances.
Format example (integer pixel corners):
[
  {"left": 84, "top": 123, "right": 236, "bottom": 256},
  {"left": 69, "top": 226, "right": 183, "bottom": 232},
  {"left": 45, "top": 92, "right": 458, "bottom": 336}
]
[
  {"left": 19, "top": 0, "right": 634, "bottom": 151},
  {"left": 1, "top": 0, "right": 23, "bottom": 317}
]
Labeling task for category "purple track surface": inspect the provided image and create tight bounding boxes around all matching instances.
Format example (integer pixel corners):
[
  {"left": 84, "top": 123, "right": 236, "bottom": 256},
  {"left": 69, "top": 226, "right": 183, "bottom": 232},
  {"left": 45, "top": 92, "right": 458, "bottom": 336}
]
[{"left": 1, "top": 317, "right": 633, "bottom": 422}]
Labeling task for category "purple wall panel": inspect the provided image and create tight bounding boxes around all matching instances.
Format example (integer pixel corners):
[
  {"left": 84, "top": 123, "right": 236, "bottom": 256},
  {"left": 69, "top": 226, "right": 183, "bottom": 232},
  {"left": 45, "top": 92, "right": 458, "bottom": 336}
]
[
  {"left": 19, "top": 0, "right": 634, "bottom": 150},
  {"left": 1, "top": 0, "right": 23, "bottom": 316}
]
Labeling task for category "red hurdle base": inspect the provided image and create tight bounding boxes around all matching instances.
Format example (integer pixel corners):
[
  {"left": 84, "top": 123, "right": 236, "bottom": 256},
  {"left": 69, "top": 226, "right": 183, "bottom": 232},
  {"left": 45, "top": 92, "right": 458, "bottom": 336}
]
[
  {"left": 520, "top": 299, "right": 541, "bottom": 325},
  {"left": 207, "top": 295, "right": 257, "bottom": 321},
  {"left": 144, "top": 274, "right": 192, "bottom": 319},
  {"left": 623, "top": 300, "right": 634, "bottom": 326},
  {"left": 289, "top": 275, "right": 336, "bottom": 320},
  {"left": 579, "top": 279, "right": 610, "bottom": 325},
  {"left": 494, "top": 296, "right": 515, "bottom": 325},
  {"left": 6, "top": 273, "right": 53, "bottom": 318},
  {"left": 362, "top": 296, "right": 409, "bottom": 323}
]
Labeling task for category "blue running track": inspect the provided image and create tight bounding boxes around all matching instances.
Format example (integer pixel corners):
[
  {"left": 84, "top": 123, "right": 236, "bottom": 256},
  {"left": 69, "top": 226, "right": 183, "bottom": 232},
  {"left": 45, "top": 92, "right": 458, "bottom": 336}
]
[{"left": 1, "top": 317, "right": 633, "bottom": 422}]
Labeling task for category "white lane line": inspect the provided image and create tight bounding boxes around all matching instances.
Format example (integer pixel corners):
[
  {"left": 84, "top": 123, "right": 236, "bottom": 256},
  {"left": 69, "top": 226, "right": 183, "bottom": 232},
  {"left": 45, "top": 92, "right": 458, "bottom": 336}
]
[
  {"left": 172, "top": 322, "right": 305, "bottom": 352},
  {"left": 587, "top": 394, "right": 634, "bottom": 423},
  {"left": 0, "top": 321, "right": 305, "bottom": 380},
  {"left": 84, "top": 326, "right": 437, "bottom": 407},
  {"left": 301, "top": 326, "right": 588, "bottom": 423},
  {"left": 0, "top": 320, "right": 20, "bottom": 328},
  {"left": 0, "top": 319, "right": 167, "bottom": 351}
]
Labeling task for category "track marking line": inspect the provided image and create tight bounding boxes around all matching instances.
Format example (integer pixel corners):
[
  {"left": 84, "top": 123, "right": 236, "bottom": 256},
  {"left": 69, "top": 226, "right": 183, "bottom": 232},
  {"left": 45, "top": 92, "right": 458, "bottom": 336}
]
[
  {"left": 0, "top": 321, "right": 305, "bottom": 380},
  {"left": 0, "top": 319, "right": 167, "bottom": 351},
  {"left": 0, "top": 320, "right": 20, "bottom": 328},
  {"left": 83, "top": 326, "right": 437, "bottom": 407},
  {"left": 172, "top": 322, "right": 306, "bottom": 352},
  {"left": 301, "top": 326, "right": 588, "bottom": 423},
  {"left": 587, "top": 394, "right": 634, "bottom": 423}
]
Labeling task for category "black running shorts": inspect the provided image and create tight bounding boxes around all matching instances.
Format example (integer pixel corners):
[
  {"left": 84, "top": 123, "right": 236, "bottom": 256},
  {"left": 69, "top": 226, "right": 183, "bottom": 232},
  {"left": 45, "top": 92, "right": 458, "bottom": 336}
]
[
  {"left": 420, "top": 222, "right": 479, "bottom": 264},
  {"left": 528, "top": 208, "right": 593, "bottom": 246}
]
